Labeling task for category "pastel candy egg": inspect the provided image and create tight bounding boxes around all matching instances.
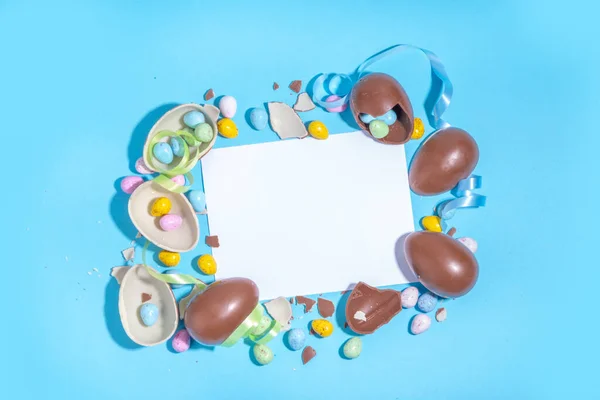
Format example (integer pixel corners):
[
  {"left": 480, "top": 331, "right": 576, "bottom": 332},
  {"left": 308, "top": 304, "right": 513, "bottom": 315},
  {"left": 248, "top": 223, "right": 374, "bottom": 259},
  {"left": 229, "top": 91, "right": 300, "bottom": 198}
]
[
  {"left": 253, "top": 344, "right": 274, "bottom": 365},
  {"left": 197, "top": 254, "right": 217, "bottom": 275},
  {"left": 369, "top": 120, "right": 389, "bottom": 139},
  {"left": 152, "top": 142, "right": 174, "bottom": 164},
  {"left": 308, "top": 121, "right": 329, "bottom": 140},
  {"left": 164, "top": 270, "right": 183, "bottom": 289},
  {"left": 183, "top": 111, "right": 206, "bottom": 129},
  {"left": 286, "top": 328, "right": 306, "bottom": 351},
  {"left": 194, "top": 123, "right": 214, "bottom": 143},
  {"left": 158, "top": 250, "right": 180, "bottom": 267},
  {"left": 139, "top": 303, "right": 159, "bottom": 326},
  {"left": 325, "top": 95, "right": 347, "bottom": 113},
  {"left": 172, "top": 329, "right": 191, "bottom": 353},
  {"left": 217, "top": 118, "right": 238, "bottom": 139},
  {"left": 249, "top": 108, "right": 268, "bottom": 130},
  {"left": 150, "top": 197, "right": 172, "bottom": 217},
  {"left": 378, "top": 109, "right": 397, "bottom": 125},
  {"left": 135, "top": 157, "right": 153, "bottom": 174},
  {"left": 422, "top": 216, "right": 443, "bottom": 232},
  {"left": 187, "top": 190, "right": 206, "bottom": 212},
  {"left": 359, "top": 113, "right": 375, "bottom": 124},
  {"left": 401, "top": 286, "right": 419, "bottom": 309},
  {"left": 410, "top": 314, "right": 432, "bottom": 335},
  {"left": 457, "top": 237, "right": 478, "bottom": 253},
  {"left": 417, "top": 292, "right": 438, "bottom": 313},
  {"left": 219, "top": 95, "right": 237, "bottom": 118},
  {"left": 120, "top": 176, "right": 144, "bottom": 194},
  {"left": 159, "top": 214, "right": 182, "bottom": 231},
  {"left": 171, "top": 175, "right": 185, "bottom": 186},
  {"left": 250, "top": 316, "right": 272, "bottom": 337},
  {"left": 311, "top": 319, "right": 334, "bottom": 337},
  {"left": 411, "top": 117, "right": 425, "bottom": 140},
  {"left": 181, "top": 128, "right": 199, "bottom": 146},
  {"left": 170, "top": 137, "right": 185, "bottom": 157},
  {"left": 342, "top": 337, "right": 362, "bottom": 359}
]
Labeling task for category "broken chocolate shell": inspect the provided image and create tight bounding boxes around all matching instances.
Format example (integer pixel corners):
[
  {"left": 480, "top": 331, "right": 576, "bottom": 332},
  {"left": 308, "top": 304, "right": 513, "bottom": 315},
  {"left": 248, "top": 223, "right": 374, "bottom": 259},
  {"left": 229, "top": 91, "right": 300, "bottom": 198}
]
[
  {"left": 317, "top": 298, "right": 335, "bottom": 318},
  {"left": 302, "top": 346, "right": 316, "bottom": 364},
  {"left": 345, "top": 282, "right": 402, "bottom": 334}
]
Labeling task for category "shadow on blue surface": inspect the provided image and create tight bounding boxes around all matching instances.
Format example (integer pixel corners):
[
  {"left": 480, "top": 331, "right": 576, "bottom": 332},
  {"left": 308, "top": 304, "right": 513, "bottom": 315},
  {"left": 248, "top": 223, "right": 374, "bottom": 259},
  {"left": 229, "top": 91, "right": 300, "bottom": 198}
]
[{"left": 104, "top": 278, "right": 141, "bottom": 350}]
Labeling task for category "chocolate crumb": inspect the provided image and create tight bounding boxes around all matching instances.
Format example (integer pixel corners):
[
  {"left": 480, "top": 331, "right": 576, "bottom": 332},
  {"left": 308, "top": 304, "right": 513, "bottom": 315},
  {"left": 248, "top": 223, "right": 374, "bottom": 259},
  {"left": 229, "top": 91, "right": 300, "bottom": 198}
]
[
  {"left": 295, "top": 296, "right": 316, "bottom": 313},
  {"left": 273, "top": 82, "right": 279, "bottom": 90},
  {"left": 205, "top": 235, "right": 220, "bottom": 248},
  {"left": 435, "top": 307, "right": 447, "bottom": 322},
  {"left": 141, "top": 293, "right": 152, "bottom": 303},
  {"left": 302, "top": 346, "right": 316, "bottom": 364},
  {"left": 309, "top": 328, "right": 315, "bottom": 336},
  {"left": 289, "top": 80, "right": 302, "bottom": 93},
  {"left": 289, "top": 298, "right": 293, "bottom": 304},
  {"left": 344, "top": 322, "right": 348, "bottom": 329},
  {"left": 447, "top": 227, "right": 457, "bottom": 237},
  {"left": 204, "top": 89, "right": 215, "bottom": 101}
]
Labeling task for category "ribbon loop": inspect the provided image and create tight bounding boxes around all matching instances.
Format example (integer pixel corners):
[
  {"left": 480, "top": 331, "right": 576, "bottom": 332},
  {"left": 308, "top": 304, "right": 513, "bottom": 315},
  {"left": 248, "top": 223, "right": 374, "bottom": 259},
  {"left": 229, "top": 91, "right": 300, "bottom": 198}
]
[{"left": 437, "top": 175, "right": 487, "bottom": 223}]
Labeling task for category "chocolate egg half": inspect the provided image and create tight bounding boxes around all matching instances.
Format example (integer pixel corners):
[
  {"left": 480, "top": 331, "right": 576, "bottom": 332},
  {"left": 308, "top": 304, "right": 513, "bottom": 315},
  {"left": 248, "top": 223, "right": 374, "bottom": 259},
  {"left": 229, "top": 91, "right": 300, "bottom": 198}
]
[
  {"left": 350, "top": 73, "right": 414, "bottom": 144},
  {"left": 345, "top": 282, "right": 402, "bottom": 334},
  {"left": 184, "top": 278, "right": 259, "bottom": 346},
  {"left": 404, "top": 231, "right": 479, "bottom": 298},
  {"left": 409, "top": 127, "right": 479, "bottom": 196}
]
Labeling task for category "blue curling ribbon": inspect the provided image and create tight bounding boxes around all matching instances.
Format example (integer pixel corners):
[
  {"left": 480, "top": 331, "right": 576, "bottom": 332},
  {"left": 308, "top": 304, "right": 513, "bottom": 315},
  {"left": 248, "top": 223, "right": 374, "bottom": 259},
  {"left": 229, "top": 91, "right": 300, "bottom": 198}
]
[
  {"left": 311, "top": 44, "right": 454, "bottom": 130},
  {"left": 436, "top": 176, "right": 487, "bottom": 226}
]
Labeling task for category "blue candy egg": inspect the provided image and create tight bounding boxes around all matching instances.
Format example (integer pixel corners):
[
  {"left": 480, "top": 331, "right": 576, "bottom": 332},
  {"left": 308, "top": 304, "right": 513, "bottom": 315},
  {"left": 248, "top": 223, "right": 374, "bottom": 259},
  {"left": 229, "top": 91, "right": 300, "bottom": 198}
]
[
  {"left": 359, "top": 113, "right": 375, "bottom": 124},
  {"left": 139, "top": 303, "right": 159, "bottom": 326},
  {"left": 378, "top": 109, "right": 398, "bottom": 125},
  {"left": 417, "top": 292, "right": 438, "bottom": 313},
  {"left": 152, "top": 142, "right": 174, "bottom": 164},
  {"left": 187, "top": 190, "right": 206, "bottom": 212},
  {"left": 249, "top": 108, "right": 268, "bottom": 131},
  {"left": 164, "top": 270, "right": 184, "bottom": 289},
  {"left": 183, "top": 111, "right": 206, "bottom": 129},
  {"left": 286, "top": 328, "right": 306, "bottom": 351},
  {"left": 170, "top": 137, "right": 185, "bottom": 157}
]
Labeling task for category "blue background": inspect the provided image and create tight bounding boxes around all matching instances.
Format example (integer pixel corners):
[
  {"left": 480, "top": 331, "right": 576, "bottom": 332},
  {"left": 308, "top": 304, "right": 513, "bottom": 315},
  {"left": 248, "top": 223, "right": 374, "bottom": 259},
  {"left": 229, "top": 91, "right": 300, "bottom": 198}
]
[{"left": 2, "top": 0, "right": 598, "bottom": 399}]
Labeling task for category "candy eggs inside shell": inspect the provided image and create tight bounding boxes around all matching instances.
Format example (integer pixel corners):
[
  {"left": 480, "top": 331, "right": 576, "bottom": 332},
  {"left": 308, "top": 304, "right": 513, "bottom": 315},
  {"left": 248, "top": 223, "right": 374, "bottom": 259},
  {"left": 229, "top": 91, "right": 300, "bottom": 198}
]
[
  {"left": 140, "top": 303, "right": 159, "bottom": 326},
  {"left": 183, "top": 111, "right": 206, "bottom": 129},
  {"left": 121, "top": 176, "right": 144, "bottom": 194},
  {"left": 342, "top": 337, "right": 362, "bottom": 359},
  {"left": 217, "top": 118, "right": 239, "bottom": 139},
  {"left": 411, "top": 314, "right": 432, "bottom": 335},
  {"left": 152, "top": 142, "right": 174, "bottom": 164},
  {"left": 118, "top": 265, "right": 178, "bottom": 346},
  {"left": 128, "top": 181, "right": 199, "bottom": 253},
  {"left": 308, "top": 121, "right": 329, "bottom": 140},
  {"left": 150, "top": 197, "right": 172, "bottom": 217},
  {"left": 219, "top": 95, "right": 237, "bottom": 118},
  {"left": 194, "top": 123, "right": 214, "bottom": 143},
  {"left": 159, "top": 214, "right": 182, "bottom": 231}
]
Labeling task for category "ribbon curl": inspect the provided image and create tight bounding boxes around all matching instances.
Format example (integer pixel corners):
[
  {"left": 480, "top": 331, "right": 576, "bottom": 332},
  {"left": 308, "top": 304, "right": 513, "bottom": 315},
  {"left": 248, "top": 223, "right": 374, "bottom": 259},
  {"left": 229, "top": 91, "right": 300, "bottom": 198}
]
[{"left": 436, "top": 175, "right": 487, "bottom": 229}]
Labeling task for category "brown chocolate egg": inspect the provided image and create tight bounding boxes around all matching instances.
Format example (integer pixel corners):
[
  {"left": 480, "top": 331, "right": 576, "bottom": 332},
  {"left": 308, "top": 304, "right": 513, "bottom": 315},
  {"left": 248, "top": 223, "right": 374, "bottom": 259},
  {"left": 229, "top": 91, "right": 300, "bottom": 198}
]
[
  {"left": 404, "top": 231, "right": 479, "bottom": 298},
  {"left": 350, "top": 73, "right": 414, "bottom": 144},
  {"left": 184, "top": 278, "right": 259, "bottom": 345},
  {"left": 409, "top": 127, "right": 479, "bottom": 196},
  {"left": 345, "top": 282, "right": 402, "bottom": 334}
]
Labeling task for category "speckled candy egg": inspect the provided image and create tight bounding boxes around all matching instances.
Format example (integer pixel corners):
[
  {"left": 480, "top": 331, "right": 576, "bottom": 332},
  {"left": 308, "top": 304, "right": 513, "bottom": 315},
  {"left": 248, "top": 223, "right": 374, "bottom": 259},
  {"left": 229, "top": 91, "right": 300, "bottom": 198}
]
[
  {"left": 250, "top": 315, "right": 272, "bottom": 337},
  {"left": 342, "top": 337, "right": 362, "bottom": 359},
  {"left": 171, "top": 175, "right": 185, "bottom": 186},
  {"left": 135, "top": 157, "right": 153, "bottom": 174},
  {"left": 172, "top": 329, "right": 191, "bottom": 353},
  {"left": 159, "top": 214, "right": 182, "bottom": 231},
  {"left": 183, "top": 111, "right": 206, "bottom": 129},
  {"left": 311, "top": 319, "right": 334, "bottom": 337},
  {"left": 249, "top": 108, "right": 268, "bottom": 130},
  {"left": 120, "top": 176, "right": 144, "bottom": 194},
  {"left": 187, "top": 190, "right": 206, "bottom": 212},
  {"left": 417, "top": 292, "right": 438, "bottom": 313},
  {"left": 457, "top": 237, "right": 478, "bottom": 253},
  {"left": 401, "top": 286, "right": 419, "bottom": 309},
  {"left": 194, "top": 123, "right": 214, "bottom": 143},
  {"left": 217, "top": 118, "right": 238, "bottom": 139},
  {"left": 410, "top": 314, "right": 431, "bottom": 335},
  {"left": 150, "top": 197, "right": 172, "bottom": 217},
  {"left": 153, "top": 142, "right": 174, "bottom": 164},
  {"left": 158, "top": 250, "right": 180, "bottom": 267},
  {"left": 170, "top": 137, "right": 185, "bottom": 157},
  {"left": 139, "top": 303, "right": 159, "bottom": 326},
  {"left": 286, "top": 328, "right": 306, "bottom": 351},
  {"left": 219, "top": 95, "right": 237, "bottom": 118},
  {"left": 253, "top": 344, "right": 274, "bottom": 365}
]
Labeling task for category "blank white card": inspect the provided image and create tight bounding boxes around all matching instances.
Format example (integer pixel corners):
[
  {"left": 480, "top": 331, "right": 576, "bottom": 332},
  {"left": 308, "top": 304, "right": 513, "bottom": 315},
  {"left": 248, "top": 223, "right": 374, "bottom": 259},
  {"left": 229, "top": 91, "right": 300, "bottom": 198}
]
[{"left": 201, "top": 132, "right": 416, "bottom": 300}]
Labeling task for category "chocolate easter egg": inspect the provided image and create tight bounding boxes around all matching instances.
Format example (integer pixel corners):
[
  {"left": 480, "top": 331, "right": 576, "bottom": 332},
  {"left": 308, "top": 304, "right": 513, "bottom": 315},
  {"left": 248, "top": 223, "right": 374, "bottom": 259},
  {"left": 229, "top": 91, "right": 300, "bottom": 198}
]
[
  {"left": 184, "top": 278, "right": 259, "bottom": 346},
  {"left": 404, "top": 231, "right": 479, "bottom": 298},
  {"left": 345, "top": 282, "right": 402, "bottom": 334},
  {"left": 350, "top": 73, "right": 414, "bottom": 144},
  {"left": 409, "top": 127, "right": 479, "bottom": 196}
]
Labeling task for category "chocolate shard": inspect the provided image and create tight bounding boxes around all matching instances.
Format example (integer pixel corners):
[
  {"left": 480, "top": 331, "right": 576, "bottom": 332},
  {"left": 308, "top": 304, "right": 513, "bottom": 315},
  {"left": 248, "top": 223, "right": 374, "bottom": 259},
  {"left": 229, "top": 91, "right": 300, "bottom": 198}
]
[
  {"left": 273, "top": 82, "right": 279, "bottom": 90},
  {"left": 345, "top": 282, "right": 402, "bottom": 334},
  {"left": 204, "top": 89, "right": 215, "bottom": 101},
  {"left": 289, "top": 80, "right": 302, "bottom": 93},
  {"left": 295, "top": 296, "right": 316, "bottom": 313},
  {"left": 317, "top": 298, "right": 335, "bottom": 318},
  {"left": 141, "top": 293, "right": 152, "bottom": 303},
  {"left": 205, "top": 235, "right": 220, "bottom": 248},
  {"left": 447, "top": 227, "right": 457, "bottom": 237},
  {"left": 302, "top": 346, "right": 316, "bottom": 364}
]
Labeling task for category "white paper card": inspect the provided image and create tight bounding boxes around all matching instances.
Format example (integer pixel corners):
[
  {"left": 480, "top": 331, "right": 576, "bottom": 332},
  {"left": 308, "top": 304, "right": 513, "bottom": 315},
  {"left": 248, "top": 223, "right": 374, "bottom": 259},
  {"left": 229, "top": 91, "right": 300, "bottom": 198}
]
[{"left": 201, "top": 132, "right": 416, "bottom": 300}]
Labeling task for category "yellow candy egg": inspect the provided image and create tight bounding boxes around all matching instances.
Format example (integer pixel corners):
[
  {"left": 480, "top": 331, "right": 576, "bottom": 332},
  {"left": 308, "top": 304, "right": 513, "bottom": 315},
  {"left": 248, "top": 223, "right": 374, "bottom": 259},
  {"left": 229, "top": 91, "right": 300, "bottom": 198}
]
[
  {"left": 197, "top": 254, "right": 217, "bottom": 275},
  {"left": 150, "top": 197, "right": 172, "bottom": 217},
  {"left": 311, "top": 319, "right": 334, "bottom": 338},
  {"left": 217, "top": 118, "right": 238, "bottom": 139},
  {"left": 422, "top": 215, "right": 443, "bottom": 232},
  {"left": 411, "top": 117, "right": 425, "bottom": 140},
  {"left": 308, "top": 121, "right": 329, "bottom": 140},
  {"left": 158, "top": 250, "right": 180, "bottom": 267}
]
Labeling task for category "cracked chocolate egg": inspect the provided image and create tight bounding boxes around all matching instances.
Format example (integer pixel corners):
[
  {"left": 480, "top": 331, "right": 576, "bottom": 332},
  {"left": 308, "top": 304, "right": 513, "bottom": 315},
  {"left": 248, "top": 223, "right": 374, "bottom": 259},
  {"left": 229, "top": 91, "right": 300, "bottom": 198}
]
[{"left": 350, "top": 73, "right": 414, "bottom": 144}]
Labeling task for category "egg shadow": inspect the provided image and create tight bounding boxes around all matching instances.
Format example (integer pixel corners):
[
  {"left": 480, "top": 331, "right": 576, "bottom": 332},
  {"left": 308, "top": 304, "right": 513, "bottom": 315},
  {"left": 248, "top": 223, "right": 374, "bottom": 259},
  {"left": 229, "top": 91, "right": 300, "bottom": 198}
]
[
  {"left": 103, "top": 278, "right": 141, "bottom": 350},
  {"left": 190, "top": 339, "right": 216, "bottom": 352},
  {"left": 335, "top": 284, "right": 361, "bottom": 336},
  {"left": 109, "top": 178, "right": 138, "bottom": 242},
  {"left": 395, "top": 233, "right": 418, "bottom": 282}
]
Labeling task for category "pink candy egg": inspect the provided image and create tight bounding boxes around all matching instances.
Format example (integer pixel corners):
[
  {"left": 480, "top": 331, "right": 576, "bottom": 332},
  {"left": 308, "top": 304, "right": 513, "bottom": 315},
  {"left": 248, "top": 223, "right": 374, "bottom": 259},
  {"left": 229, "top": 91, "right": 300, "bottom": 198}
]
[
  {"left": 410, "top": 314, "right": 432, "bottom": 335},
  {"left": 325, "top": 95, "right": 348, "bottom": 113},
  {"left": 120, "top": 176, "right": 144, "bottom": 194},
  {"left": 457, "top": 237, "right": 478, "bottom": 253},
  {"left": 172, "top": 329, "right": 191, "bottom": 353},
  {"left": 401, "top": 286, "right": 419, "bottom": 309},
  {"left": 135, "top": 157, "right": 153, "bottom": 174},
  {"left": 171, "top": 175, "right": 185, "bottom": 186},
  {"left": 159, "top": 214, "right": 182, "bottom": 231}
]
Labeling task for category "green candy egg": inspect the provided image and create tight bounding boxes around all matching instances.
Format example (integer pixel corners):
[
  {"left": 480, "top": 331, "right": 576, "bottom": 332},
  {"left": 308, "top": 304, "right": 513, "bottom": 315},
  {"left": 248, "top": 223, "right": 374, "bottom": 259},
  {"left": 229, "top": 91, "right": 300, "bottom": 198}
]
[
  {"left": 369, "top": 120, "right": 389, "bottom": 139},
  {"left": 250, "top": 316, "right": 271, "bottom": 337},
  {"left": 253, "top": 344, "right": 274, "bottom": 365},
  {"left": 194, "top": 123, "right": 214, "bottom": 143},
  {"left": 342, "top": 337, "right": 362, "bottom": 359},
  {"left": 179, "top": 128, "right": 199, "bottom": 146}
]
